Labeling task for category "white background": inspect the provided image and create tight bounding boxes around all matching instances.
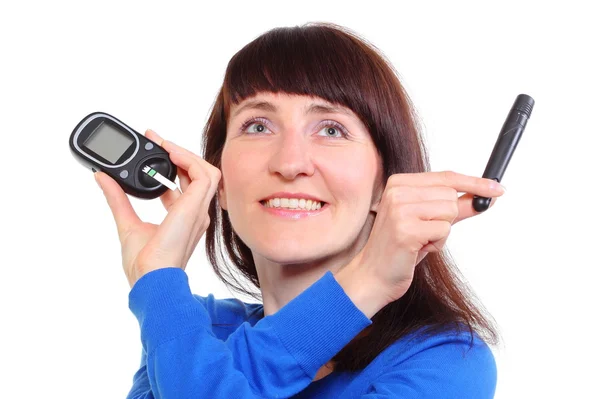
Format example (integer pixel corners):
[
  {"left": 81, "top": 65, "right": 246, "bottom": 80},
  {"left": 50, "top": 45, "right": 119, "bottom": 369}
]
[{"left": 1, "top": 1, "right": 598, "bottom": 397}]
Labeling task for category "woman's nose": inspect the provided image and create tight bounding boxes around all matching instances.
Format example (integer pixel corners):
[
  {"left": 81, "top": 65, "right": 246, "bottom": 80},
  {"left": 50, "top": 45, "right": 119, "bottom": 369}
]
[{"left": 268, "top": 131, "right": 315, "bottom": 180}]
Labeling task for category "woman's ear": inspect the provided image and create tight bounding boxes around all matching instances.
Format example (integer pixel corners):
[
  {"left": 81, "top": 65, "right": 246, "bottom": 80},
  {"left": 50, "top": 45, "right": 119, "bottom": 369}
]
[
  {"left": 370, "top": 193, "right": 380, "bottom": 214},
  {"left": 370, "top": 171, "right": 384, "bottom": 214},
  {"left": 218, "top": 179, "right": 227, "bottom": 211}
]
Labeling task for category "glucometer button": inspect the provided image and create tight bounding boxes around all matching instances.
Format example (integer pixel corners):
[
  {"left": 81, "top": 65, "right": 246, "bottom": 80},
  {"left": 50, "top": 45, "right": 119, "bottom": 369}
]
[
  {"left": 119, "top": 170, "right": 129, "bottom": 179},
  {"left": 138, "top": 158, "right": 170, "bottom": 188},
  {"left": 145, "top": 142, "right": 154, "bottom": 151}
]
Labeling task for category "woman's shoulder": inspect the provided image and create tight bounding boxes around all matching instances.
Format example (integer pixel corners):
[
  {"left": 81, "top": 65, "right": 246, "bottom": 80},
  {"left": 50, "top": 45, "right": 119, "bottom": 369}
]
[
  {"left": 379, "top": 324, "right": 496, "bottom": 367},
  {"left": 362, "top": 325, "right": 497, "bottom": 397}
]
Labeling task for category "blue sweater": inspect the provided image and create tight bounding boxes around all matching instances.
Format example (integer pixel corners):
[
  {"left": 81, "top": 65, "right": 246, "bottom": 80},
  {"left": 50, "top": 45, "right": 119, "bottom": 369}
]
[{"left": 127, "top": 267, "right": 496, "bottom": 398}]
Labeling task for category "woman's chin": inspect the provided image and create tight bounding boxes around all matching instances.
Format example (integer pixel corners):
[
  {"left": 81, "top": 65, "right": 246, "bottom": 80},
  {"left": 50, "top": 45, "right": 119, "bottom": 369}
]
[{"left": 256, "top": 242, "right": 330, "bottom": 266}]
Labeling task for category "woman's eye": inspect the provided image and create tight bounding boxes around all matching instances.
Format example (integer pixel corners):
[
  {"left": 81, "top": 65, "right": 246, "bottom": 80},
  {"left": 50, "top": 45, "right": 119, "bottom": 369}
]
[
  {"left": 247, "top": 123, "right": 267, "bottom": 133},
  {"left": 318, "top": 126, "right": 343, "bottom": 138},
  {"left": 241, "top": 118, "right": 348, "bottom": 139}
]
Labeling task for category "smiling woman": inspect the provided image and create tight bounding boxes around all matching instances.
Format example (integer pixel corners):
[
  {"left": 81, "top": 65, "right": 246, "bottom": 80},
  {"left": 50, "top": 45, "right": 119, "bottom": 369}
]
[{"left": 121, "top": 22, "right": 500, "bottom": 398}]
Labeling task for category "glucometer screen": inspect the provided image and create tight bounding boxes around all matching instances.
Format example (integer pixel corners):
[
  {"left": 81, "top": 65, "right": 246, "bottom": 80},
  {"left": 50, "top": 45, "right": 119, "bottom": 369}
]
[{"left": 83, "top": 121, "right": 134, "bottom": 164}]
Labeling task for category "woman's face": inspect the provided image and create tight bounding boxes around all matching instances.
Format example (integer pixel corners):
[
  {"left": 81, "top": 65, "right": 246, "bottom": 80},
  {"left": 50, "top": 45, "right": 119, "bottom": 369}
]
[{"left": 219, "top": 92, "right": 383, "bottom": 266}]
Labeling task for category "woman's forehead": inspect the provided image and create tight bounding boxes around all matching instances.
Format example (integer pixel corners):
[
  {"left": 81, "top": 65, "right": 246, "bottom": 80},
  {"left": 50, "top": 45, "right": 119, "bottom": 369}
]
[{"left": 231, "top": 92, "right": 358, "bottom": 120}]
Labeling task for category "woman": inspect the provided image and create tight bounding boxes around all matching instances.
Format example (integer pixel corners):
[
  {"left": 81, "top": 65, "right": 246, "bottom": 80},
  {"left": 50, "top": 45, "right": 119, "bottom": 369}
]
[{"left": 95, "top": 22, "right": 504, "bottom": 398}]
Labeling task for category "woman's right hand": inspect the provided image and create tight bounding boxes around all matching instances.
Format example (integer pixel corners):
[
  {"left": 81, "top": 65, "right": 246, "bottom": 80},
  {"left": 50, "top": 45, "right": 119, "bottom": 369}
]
[
  {"left": 335, "top": 171, "right": 505, "bottom": 318},
  {"left": 94, "top": 129, "right": 221, "bottom": 289}
]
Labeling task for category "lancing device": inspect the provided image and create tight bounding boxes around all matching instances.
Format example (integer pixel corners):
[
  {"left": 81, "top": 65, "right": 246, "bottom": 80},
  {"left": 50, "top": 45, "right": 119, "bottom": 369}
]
[
  {"left": 69, "top": 112, "right": 178, "bottom": 200},
  {"left": 472, "top": 94, "right": 535, "bottom": 212}
]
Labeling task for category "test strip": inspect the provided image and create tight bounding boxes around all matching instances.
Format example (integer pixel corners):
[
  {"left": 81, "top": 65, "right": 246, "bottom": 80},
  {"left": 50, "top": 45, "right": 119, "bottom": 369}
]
[{"left": 142, "top": 165, "right": 178, "bottom": 191}]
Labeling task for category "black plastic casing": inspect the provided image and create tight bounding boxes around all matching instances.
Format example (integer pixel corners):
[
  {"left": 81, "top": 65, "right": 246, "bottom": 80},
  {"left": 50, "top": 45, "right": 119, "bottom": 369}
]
[
  {"left": 473, "top": 94, "right": 535, "bottom": 212},
  {"left": 69, "top": 112, "right": 177, "bottom": 200}
]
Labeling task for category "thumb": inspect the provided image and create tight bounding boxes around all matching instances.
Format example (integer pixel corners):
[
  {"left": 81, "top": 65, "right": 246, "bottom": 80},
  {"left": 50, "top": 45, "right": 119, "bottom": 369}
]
[{"left": 95, "top": 171, "right": 141, "bottom": 240}]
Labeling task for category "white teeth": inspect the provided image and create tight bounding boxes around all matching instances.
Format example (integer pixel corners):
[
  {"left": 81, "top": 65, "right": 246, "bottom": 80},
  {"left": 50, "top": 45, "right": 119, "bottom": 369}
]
[{"left": 263, "top": 198, "right": 324, "bottom": 210}]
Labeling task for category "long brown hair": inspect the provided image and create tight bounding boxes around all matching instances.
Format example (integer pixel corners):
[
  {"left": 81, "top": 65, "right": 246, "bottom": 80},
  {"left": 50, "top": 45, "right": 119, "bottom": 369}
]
[{"left": 202, "top": 22, "right": 500, "bottom": 371}]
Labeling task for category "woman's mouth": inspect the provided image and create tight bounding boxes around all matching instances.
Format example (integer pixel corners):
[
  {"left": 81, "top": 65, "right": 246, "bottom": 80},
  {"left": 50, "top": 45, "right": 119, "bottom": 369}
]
[
  {"left": 261, "top": 198, "right": 326, "bottom": 210},
  {"left": 260, "top": 198, "right": 329, "bottom": 219}
]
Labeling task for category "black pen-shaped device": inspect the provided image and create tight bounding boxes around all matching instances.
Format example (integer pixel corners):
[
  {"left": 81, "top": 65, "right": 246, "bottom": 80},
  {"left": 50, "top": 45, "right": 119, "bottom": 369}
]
[{"left": 473, "top": 94, "right": 535, "bottom": 212}]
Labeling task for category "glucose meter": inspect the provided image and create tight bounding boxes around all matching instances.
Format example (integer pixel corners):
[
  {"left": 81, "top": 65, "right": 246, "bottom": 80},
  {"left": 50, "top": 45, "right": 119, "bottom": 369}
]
[{"left": 69, "top": 112, "right": 178, "bottom": 199}]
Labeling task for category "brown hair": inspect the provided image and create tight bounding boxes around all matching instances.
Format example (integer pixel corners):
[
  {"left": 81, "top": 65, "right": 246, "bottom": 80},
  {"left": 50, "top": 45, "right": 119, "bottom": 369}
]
[{"left": 201, "top": 22, "right": 500, "bottom": 371}]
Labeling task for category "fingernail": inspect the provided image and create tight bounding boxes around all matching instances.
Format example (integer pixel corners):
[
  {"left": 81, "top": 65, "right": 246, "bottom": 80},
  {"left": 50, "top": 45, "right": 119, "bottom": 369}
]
[{"left": 492, "top": 182, "right": 506, "bottom": 193}]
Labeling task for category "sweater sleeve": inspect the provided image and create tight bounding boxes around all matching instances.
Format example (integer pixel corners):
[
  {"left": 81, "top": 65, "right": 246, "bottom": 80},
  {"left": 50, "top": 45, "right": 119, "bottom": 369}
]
[
  {"left": 126, "top": 348, "right": 154, "bottom": 399},
  {"left": 359, "top": 332, "right": 497, "bottom": 398},
  {"left": 128, "top": 267, "right": 372, "bottom": 399}
]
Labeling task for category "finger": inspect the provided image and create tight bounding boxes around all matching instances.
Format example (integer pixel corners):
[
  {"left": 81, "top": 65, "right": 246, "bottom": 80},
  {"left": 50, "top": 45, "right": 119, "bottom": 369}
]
[
  {"left": 160, "top": 184, "right": 183, "bottom": 212},
  {"left": 373, "top": 185, "right": 457, "bottom": 213},
  {"left": 158, "top": 152, "right": 219, "bottom": 229},
  {"left": 176, "top": 166, "right": 192, "bottom": 193},
  {"left": 168, "top": 151, "right": 221, "bottom": 188},
  {"left": 161, "top": 140, "right": 220, "bottom": 182},
  {"left": 453, "top": 193, "right": 499, "bottom": 224},
  {"left": 417, "top": 220, "right": 452, "bottom": 251},
  {"left": 157, "top": 138, "right": 204, "bottom": 192},
  {"left": 95, "top": 172, "right": 142, "bottom": 240},
  {"left": 142, "top": 129, "right": 183, "bottom": 208},
  {"left": 422, "top": 234, "right": 450, "bottom": 254},
  {"left": 416, "top": 230, "right": 452, "bottom": 264},
  {"left": 155, "top": 178, "right": 216, "bottom": 254},
  {"left": 389, "top": 171, "right": 505, "bottom": 198},
  {"left": 144, "top": 130, "right": 193, "bottom": 193},
  {"left": 419, "top": 233, "right": 450, "bottom": 260},
  {"left": 145, "top": 129, "right": 164, "bottom": 145},
  {"left": 398, "top": 200, "right": 458, "bottom": 224},
  {"left": 389, "top": 185, "right": 458, "bottom": 203}
]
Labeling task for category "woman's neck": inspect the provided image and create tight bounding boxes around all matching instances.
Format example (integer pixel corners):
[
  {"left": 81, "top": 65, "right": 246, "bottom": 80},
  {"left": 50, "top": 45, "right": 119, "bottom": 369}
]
[{"left": 257, "top": 260, "right": 336, "bottom": 316}]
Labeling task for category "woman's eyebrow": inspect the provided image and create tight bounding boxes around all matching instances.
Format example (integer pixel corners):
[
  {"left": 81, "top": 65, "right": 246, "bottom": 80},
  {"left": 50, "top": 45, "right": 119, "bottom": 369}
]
[{"left": 232, "top": 100, "right": 354, "bottom": 119}]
